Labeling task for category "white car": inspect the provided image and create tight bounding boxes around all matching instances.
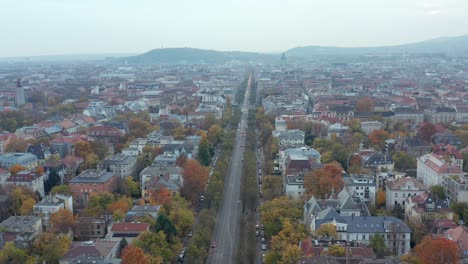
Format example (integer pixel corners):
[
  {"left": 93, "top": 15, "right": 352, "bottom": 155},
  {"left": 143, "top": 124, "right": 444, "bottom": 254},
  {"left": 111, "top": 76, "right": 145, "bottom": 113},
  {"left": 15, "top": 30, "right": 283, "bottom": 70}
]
[{"left": 261, "top": 244, "right": 267, "bottom": 250}]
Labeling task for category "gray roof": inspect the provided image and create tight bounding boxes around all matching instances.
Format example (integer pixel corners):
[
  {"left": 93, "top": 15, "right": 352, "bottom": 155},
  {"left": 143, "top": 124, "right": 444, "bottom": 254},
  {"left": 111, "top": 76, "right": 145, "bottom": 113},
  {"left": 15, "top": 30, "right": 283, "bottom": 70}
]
[
  {"left": 99, "top": 154, "right": 136, "bottom": 166},
  {"left": 0, "top": 216, "right": 41, "bottom": 232},
  {"left": 70, "top": 170, "right": 114, "bottom": 184},
  {"left": 316, "top": 209, "right": 411, "bottom": 234},
  {"left": 140, "top": 165, "right": 183, "bottom": 177}
]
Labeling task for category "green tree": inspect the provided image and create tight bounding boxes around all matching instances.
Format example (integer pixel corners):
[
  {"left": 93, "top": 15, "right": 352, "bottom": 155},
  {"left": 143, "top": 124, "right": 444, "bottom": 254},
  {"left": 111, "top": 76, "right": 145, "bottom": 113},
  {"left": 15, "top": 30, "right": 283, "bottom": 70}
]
[
  {"left": 392, "top": 151, "right": 417, "bottom": 172},
  {"left": 33, "top": 232, "right": 71, "bottom": 263},
  {"left": 45, "top": 169, "right": 61, "bottom": 194},
  {"left": 370, "top": 234, "right": 388, "bottom": 258},
  {"left": 154, "top": 214, "right": 177, "bottom": 241},
  {"left": 198, "top": 136, "right": 211, "bottom": 166},
  {"left": 430, "top": 185, "right": 446, "bottom": 200},
  {"left": 51, "top": 185, "right": 72, "bottom": 195}
]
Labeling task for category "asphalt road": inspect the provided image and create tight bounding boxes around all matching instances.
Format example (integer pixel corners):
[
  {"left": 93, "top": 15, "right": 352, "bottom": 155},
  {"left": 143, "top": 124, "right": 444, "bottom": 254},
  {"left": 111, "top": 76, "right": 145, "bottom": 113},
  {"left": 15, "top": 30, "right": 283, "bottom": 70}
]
[{"left": 206, "top": 75, "right": 252, "bottom": 264}]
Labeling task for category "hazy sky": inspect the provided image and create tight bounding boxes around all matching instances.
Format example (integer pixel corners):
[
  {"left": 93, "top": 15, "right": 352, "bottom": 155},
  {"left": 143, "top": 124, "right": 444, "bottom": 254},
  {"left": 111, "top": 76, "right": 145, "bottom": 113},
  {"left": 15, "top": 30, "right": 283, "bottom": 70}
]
[{"left": 1, "top": 0, "right": 468, "bottom": 57}]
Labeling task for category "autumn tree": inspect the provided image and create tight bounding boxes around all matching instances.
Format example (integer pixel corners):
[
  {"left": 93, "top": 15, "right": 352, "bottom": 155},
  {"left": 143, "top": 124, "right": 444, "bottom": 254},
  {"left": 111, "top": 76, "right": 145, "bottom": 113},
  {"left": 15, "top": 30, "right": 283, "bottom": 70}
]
[
  {"left": 166, "top": 195, "right": 194, "bottom": 238},
  {"left": 181, "top": 159, "right": 209, "bottom": 205},
  {"left": 368, "top": 129, "right": 390, "bottom": 150},
  {"left": 20, "top": 198, "right": 36, "bottom": 215},
  {"left": 150, "top": 188, "right": 172, "bottom": 206},
  {"left": 260, "top": 196, "right": 303, "bottom": 237},
  {"left": 85, "top": 192, "right": 115, "bottom": 216},
  {"left": 108, "top": 197, "right": 132, "bottom": 221},
  {"left": 8, "top": 186, "right": 39, "bottom": 215},
  {"left": 35, "top": 166, "right": 44, "bottom": 175},
  {"left": 133, "top": 231, "right": 181, "bottom": 263},
  {"left": 414, "top": 236, "right": 459, "bottom": 264},
  {"left": 314, "top": 223, "right": 338, "bottom": 240},
  {"left": 124, "top": 176, "right": 140, "bottom": 197},
  {"left": 9, "top": 164, "right": 26, "bottom": 174},
  {"left": 4, "top": 136, "right": 28, "bottom": 153},
  {"left": 417, "top": 122, "right": 437, "bottom": 143},
  {"left": 33, "top": 232, "right": 71, "bottom": 263},
  {"left": 121, "top": 246, "right": 150, "bottom": 264},
  {"left": 207, "top": 124, "right": 223, "bottom": 145},
  {"left": 270, "top": 218, "right": 307, "bottom": 264},
  {"left": 355, "top": 97, "right": 374, "bottom": 112},
  {"left": 0, "top": 242, "right": 28, "bottom": 264},
  {"left": 305, "top": 162, "right": 344, "bottom": 199},
  {"left": 49, "top": 209, "right": 75, "bottom": 234},
  {"left": 74, "top": 140, "right": 98, "bottom": 169},
  {"left": 325, "top": 244, "right": 346, "bottom": 257},
  {"left": 173, "top": 126, "right": 186, "bottom": 140},
  {"left": 376, "top": 189, "right": 386, "bottom": 208}
]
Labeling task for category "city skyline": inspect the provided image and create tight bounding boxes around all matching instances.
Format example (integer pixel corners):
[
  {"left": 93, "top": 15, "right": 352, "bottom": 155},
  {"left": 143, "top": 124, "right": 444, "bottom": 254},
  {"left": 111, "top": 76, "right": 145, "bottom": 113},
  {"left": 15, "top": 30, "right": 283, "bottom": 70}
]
[{"left": 1, "top": 0, "right": 468, "bottom": 57}]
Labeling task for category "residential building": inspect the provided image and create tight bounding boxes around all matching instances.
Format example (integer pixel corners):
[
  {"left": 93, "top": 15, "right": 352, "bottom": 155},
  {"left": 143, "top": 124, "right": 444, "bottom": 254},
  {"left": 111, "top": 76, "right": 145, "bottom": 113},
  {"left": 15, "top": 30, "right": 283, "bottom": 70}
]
[
  {"left": 424, "top": 106, "right": 456, "bottom": 124},
  {"left": 304, "top": 188, "right": 369, "bottom": 227},
  {"left": 69, "top": 170, "right": 116, "bottom": 208},
  {"left": 397, "top": 137, "right": 431, "bottom": 158},
  {"left": 405, "top": 192, "right": 453, "bottom": 224},
  {"left": 417, "top": 153, "right": 464, "bottom": 187},
  {"left": 343, "top": 174, "right": 376, "bottom": 205},
  {"left": 125, "top": 205, "right": 160, "bottom": 222},
  {"left": 273, "top": 129, "right": 305, "bottom": 148},
  {"left": 385, "top": 177, "right": 427, "bottom": 210},
  {"left": 74, "top": 217, "right": 107, "bottom": 240},
  {"left": 311, "top": 208, "right": 411, "bottom": 256},
  {"left": 444, "top": 175, "right": 468, "bottom": 203},
  {"left": 33, "top": 194, "right": 73, "bottom": 229},
  {"left": 444, "top": 225, "right": 468, "bottom": 261},
  {"left": 285, "top": 174, "right": 305, "bottom": 199},
  {"left": 392, "top": 107, "right": 424, "bottom": 124},
  {"left": 6, "top": 171, "right": 45, "bottom": 197},
  {"left": 327, "top": 123, "right": 349, "bottom": 138},
  {"left": 97, "top": 154, "right": 137, "bottom": 178},
  {"left": 60, "top": 239, "right": 120, "bottom": 264},
  {"left": 363, "top": 153, "right": 394, "bottom": 171},
  {"left": 107, "top": 222, "right": 150, "bottom": 242},
  {"left": 360, "top": 121, "right": 385, "bottom": 135},
  {"left": 50, "top": 135, "right": 87, "bottom": 158},
  {"left": 0, "top": 216, "right": 42, "bottom": 247},
  {"left": 0, "top": 152, "right": 38, "bottom": 170},
  {"left": 432, "top": 133, "right": 463, "bottom": 148},
  {"left": 140, "top": 165, "right": 183, "bottom": 198}
]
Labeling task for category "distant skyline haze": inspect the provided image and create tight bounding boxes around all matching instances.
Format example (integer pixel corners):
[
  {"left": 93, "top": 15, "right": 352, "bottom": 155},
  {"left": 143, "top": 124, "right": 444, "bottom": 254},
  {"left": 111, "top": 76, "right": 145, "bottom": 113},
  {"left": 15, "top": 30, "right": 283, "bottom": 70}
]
[{"left": 1, "top": 0, "right": 468, "bottom": 57}]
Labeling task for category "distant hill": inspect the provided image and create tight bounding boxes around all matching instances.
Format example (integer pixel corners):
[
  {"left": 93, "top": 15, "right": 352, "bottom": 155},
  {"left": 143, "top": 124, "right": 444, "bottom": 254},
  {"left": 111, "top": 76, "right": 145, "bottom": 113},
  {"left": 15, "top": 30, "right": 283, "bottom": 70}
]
[
  {"left": 286, "top": 35, "right": 468, "bottom": 57},
  {"left": 124, "top": 48, "right": 274, "bottom": 64}
]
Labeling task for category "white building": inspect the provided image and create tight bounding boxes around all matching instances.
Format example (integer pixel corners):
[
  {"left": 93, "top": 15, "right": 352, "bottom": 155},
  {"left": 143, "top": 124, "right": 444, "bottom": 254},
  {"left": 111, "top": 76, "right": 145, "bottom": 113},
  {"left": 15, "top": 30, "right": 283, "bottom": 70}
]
[
  {"left": 285, "top": 174, "right": 305, "bottom": 199},
  {"left": 385, "top": 177, "right": 428, "bottom": 210},
  {"left": 97, "top": 154, "right": 137, "bottom": 178},
  {"left": 273, "top": 130, "right": 305, "bottom": 148},
  {"left": 416, "top": 153, "right": 464, "bottom": 187},
  {"left": 6, "top": 170, "right": 45, "bottom": 197},
  {"left": 312, "top": 208, "right": 411, "bottom": 256},
  {"left": 33, "top": 194, "right": 73, "bottom": 229},
  {"left": 343, "top": 174, "right": 376, "bottom": 205},
  {"left": 360, "top": 121, "right": 385, "bottom": 135}
]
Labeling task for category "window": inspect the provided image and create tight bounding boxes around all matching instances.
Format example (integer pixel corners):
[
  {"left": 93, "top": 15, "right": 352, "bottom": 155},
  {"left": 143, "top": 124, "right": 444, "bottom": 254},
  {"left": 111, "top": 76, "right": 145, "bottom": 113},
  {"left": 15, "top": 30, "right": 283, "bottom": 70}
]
[{"left": 394, "top": 193, "right": 398, "bottom": 197}]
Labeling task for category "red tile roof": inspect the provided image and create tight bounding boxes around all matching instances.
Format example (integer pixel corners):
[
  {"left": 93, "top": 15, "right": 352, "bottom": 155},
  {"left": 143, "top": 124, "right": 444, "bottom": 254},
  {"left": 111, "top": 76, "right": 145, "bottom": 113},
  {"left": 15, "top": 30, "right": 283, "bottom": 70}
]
[{"left": 111, "top": 223, "right": 150, "bottom": 233}]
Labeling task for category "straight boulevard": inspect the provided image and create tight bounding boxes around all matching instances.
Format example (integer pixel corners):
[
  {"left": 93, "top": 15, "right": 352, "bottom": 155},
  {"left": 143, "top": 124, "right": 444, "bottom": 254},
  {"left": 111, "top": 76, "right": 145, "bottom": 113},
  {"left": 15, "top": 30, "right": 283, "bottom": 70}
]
[{"left": 206, "top": 74, "right": 252, "bottom": 264}]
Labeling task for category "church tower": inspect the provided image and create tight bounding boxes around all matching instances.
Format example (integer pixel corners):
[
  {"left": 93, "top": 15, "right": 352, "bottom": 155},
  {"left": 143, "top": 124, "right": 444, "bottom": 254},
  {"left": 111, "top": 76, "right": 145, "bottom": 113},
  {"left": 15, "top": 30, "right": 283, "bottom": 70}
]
[{"left": 15, "top": 78, "right": 25, "bottom": 106}]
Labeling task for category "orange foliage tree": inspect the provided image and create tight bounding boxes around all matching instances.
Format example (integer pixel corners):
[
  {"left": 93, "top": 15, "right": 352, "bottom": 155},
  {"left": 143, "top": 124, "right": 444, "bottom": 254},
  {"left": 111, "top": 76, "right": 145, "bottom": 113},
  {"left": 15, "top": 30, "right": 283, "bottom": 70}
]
[
  {"left": 355, "top": 97, "right": 374, "bottom": 112},
  {"left": 9, "top": 164, "right": 26, "bottom": 174},
  {"left": 49, "top": 208, "right": 75, "bottom": 234},
  {"left": 181, "top": 159, "right": 209, "bottom": 205},
  {"left": 305, "top": 162, "right": 344, "bottom": 199},
  {"left": 376, "top": 189, "right": 386, "bottom": 208},
  {"left": 35, "top": 166, "right": 45, "bottom": 175},
  {"left": 121, "top": 246, "right": 150, "bottom": 264},
  {"left": 150, "top": 188, "right": 172, "bottom": 206},
  {"left": 417, "top": 122, "right": 437, "bottom": 143},
  {"left": 368, "top": 129, "right": 390, "bottom": 149},
  {"left": 414, "top": 236, "right": 459, "bottom": 264}
]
